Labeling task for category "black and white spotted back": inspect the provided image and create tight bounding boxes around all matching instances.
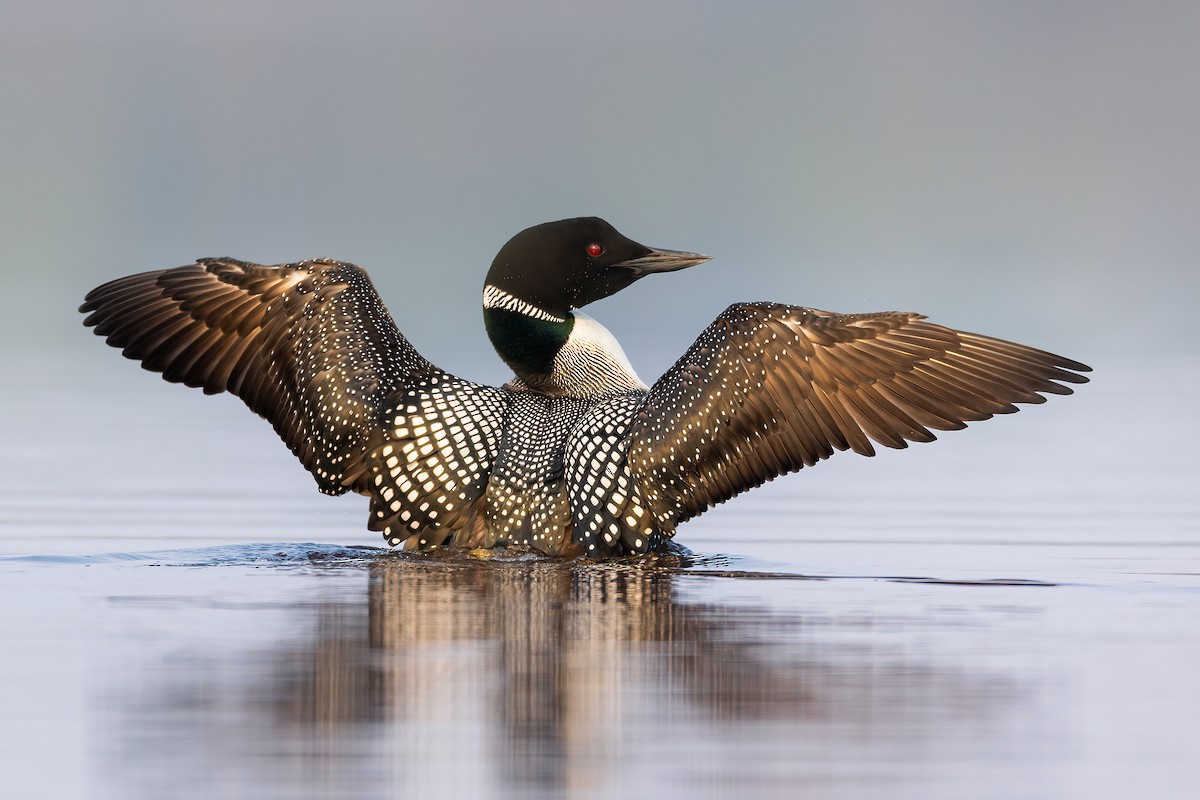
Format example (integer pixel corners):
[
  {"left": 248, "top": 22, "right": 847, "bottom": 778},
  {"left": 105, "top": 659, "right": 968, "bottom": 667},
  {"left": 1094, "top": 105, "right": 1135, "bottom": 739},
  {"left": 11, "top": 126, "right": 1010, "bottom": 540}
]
[
  {"left": 563, "top": 394, "right": 659, "bottom": 557},
  {"left": 366, "top": 371, "right": 510, "bottom": 550},
  {"left": 483, "top": 393, "right": 592, "bottom": 554}
]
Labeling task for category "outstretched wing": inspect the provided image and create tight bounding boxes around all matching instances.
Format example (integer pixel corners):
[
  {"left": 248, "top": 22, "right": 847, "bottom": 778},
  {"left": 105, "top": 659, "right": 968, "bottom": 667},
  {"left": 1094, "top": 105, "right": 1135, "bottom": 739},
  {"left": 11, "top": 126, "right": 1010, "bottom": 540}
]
[
  {"left": 626, "top": 302, "right": 1091, "bottom": 528},
  {"left": 80, "top": 257, "right": 430, "bottom": 495}
]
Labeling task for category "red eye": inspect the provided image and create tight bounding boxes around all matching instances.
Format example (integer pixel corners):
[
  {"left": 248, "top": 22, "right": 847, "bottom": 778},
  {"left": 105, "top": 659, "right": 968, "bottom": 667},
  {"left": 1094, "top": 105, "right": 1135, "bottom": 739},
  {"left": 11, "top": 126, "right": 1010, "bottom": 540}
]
[{"left": 586, "top": 243, "right": 604, "bottom": 257}]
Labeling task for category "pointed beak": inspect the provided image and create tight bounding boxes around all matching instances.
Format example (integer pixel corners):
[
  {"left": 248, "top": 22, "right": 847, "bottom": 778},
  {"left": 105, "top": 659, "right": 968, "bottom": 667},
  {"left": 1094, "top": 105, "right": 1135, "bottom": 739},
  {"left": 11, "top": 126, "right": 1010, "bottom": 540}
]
[{"left": 615, "top": 247, "right": 711, "bottom": 276}]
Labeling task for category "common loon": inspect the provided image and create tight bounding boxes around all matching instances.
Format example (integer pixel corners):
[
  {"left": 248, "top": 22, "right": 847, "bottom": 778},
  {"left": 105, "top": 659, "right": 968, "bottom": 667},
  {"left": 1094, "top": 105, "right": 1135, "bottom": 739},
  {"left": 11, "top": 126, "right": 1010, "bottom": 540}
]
[{"left": 80, "top": 217, "right": 1090, "bottom": 557}]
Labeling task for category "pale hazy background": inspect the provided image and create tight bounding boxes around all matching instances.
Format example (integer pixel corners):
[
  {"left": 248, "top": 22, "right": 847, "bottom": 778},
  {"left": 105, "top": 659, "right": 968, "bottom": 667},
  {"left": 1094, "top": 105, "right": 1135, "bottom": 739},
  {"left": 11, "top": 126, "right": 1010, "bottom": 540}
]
[{"left": 2, "top": 0, "right": 1196, "bottom": 390}]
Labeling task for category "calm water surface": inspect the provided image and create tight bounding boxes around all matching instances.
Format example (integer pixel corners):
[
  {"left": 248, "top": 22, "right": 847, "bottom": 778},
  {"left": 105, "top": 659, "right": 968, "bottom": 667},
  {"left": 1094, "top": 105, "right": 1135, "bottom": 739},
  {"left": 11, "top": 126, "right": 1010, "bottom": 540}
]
[{"left": 1, "top": 351, "right": 1198, "bottom": 799}]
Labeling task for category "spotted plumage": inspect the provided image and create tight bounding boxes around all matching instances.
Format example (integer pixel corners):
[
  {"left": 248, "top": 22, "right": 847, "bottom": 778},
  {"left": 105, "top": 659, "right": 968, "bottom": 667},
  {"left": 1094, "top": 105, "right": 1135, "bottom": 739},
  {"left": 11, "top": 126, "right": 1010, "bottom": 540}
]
[
  {"left": 79, "top": 257, "right": 426, "bottom": 495},
  {"left": 365, "top": 371, "right": 509, "bottom": 548},
  {"left": 486, "top": 394, "right": 592, "bottom": 554},
  {"left": 81, "top": 217, "right": 1090, "bottom": 557},
  {"left": 565, "top": 393, "right": 658, "bottom": 557}
]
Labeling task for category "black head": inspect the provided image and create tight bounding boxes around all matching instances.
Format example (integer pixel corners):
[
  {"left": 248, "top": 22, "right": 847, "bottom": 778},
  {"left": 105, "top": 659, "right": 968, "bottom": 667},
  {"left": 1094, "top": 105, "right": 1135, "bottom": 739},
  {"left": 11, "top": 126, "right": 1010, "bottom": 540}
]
[{"left": 483, "top": 217, "right": 709, "bottom": 317}]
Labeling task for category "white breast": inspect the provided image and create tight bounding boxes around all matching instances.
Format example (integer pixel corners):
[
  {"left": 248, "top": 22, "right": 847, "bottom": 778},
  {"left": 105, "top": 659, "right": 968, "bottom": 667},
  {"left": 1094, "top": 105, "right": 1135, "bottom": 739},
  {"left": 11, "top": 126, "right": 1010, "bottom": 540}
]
[{"left": 550, "top": 312, "right": 649, "bottom": 397}]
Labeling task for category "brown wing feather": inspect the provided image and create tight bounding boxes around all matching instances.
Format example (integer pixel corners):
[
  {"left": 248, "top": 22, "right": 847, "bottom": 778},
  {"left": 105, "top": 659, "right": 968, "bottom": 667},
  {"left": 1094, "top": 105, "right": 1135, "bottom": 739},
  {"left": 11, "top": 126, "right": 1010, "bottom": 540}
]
[
  {"left": 626, "top": 302, "right": 1090, "bottom": 528},
  {"left": 81, "top": 258, "right": 431, "bottom": 495}
]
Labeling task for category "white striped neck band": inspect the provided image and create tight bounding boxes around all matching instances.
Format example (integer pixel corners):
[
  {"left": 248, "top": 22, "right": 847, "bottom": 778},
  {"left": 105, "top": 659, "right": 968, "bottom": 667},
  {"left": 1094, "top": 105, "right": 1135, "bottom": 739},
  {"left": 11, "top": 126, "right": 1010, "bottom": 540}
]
[{"left": 482, "top": 284, "right": 568, "bottom": 324}]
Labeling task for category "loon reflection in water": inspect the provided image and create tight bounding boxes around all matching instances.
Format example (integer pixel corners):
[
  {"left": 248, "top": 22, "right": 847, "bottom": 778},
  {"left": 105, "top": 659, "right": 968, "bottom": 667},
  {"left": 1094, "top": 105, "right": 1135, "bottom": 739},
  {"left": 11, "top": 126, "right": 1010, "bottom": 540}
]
[
  {"left": 103, "top": 557, "right": 1026, "bottom": 797},
  {"left": 81, "top": 217, "right": 1090, "bottom": 557}
]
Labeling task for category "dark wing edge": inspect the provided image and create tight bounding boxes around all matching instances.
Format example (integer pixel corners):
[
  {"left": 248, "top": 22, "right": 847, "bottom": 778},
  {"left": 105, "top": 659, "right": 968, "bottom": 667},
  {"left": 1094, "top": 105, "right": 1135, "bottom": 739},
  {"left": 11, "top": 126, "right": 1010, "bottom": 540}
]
[
  {"left": 80, "top": 257, "right": 432, "bottom": 495},
  {"left": 625, "top": 302, "right": 1091, "bottom": 528}
]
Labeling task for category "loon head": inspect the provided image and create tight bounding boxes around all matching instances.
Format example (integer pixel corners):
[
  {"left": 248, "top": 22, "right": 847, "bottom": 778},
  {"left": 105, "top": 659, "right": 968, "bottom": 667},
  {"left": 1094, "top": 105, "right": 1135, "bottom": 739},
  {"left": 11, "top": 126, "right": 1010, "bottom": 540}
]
[
  {"left": 483, "top": 217, "right": 710, "bottom": 320},
  {"left": 482, "top": 217, "right": 710, "bottom": 395}
]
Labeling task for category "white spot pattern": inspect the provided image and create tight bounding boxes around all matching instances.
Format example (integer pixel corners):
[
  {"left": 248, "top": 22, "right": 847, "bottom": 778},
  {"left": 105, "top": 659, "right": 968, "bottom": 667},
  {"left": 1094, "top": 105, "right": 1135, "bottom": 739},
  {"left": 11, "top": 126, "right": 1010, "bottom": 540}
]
[
  {"left": 366, "top": 374, "right": 509, "bottom": 549},
  {"left": 625, "top": 302, "right": 1090, "bottom": 528},
  {"left": 79, "top": 258, "right": 428, "bottom": 496},
  {"left": 563, "top": 393, "right": 657, "bottom": 555},
  {"left": 483, "top": 393, "right": 591, "bottom": 553}
]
